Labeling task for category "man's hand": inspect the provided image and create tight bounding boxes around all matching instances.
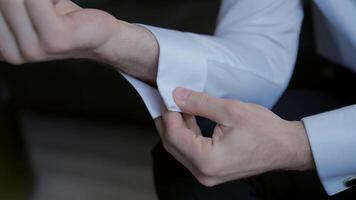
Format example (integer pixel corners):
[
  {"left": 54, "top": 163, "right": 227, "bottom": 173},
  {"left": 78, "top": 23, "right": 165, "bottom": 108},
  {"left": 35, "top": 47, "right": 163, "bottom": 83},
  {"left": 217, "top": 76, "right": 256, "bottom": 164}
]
[
  {"left": 0, "top": 0, "right": 159, "bottom": 84},
  {"left": 155, "top": 88, "right": 315, "bottom": 187}
]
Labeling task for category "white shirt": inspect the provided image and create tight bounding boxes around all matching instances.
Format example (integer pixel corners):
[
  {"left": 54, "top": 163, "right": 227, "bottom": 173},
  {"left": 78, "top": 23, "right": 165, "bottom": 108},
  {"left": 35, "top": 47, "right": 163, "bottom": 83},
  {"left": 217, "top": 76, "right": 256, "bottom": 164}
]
[
  {"left": 122, "top": 0, "right": 304, "bottom": 119},
  {"left": 302, "top": 0, "right": 356, "bottom": 195},
  {"left": 120, "top": 0, "right": 356, "bottom": 196}
]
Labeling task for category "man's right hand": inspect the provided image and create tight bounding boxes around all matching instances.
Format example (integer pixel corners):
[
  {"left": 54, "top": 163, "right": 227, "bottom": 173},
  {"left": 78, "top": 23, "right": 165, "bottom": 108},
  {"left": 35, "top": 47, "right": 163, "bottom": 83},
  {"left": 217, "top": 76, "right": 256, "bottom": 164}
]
[{"left": 0, "top": 0, "right": 159, "bottom": 84}]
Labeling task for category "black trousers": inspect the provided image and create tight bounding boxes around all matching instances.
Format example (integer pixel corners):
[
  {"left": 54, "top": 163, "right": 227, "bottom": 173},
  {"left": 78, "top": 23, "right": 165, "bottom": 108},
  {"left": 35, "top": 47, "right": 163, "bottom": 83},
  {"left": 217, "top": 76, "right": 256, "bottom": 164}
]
[{"left": 152, "top": 90, "right": 356, "bottom": 200}]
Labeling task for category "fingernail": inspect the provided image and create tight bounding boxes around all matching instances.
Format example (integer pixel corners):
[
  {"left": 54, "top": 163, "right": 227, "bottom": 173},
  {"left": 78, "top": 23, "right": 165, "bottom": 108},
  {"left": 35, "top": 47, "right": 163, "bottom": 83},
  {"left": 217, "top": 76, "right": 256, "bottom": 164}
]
[{"left": 174, "top": 87, "right": 191, "bottom": 102}]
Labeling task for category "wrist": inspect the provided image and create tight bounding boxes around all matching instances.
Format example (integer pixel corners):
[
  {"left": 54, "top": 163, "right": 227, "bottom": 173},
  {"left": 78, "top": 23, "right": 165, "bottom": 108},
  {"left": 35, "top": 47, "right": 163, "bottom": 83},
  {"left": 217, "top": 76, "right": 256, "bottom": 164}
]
[
  {"left": 282, "top": 121, "right": 315, "bottom": 171},
  {"left": 93, "top": 20, "right": 159, "bottom": 84}
]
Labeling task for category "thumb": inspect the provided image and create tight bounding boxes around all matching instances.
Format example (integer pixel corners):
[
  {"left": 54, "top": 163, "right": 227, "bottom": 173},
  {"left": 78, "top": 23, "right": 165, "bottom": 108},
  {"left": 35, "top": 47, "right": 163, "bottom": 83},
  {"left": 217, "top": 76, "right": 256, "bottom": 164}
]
[{"left": 173, "top": 87, "right": 228, "bottom": 124}]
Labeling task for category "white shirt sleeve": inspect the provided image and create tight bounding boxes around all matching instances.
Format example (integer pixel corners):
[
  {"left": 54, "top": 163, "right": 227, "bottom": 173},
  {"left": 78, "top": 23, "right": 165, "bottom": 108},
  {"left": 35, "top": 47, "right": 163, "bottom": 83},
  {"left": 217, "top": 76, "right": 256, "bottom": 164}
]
[
  {"left": 302, "top": 105, "right": 356, "bottom": 195},
  {"left": 313, "top": 0, "right": 356, "bottom": 73},
  {"left": 120, "top": 0, "right": 304, "bottom": 119}
]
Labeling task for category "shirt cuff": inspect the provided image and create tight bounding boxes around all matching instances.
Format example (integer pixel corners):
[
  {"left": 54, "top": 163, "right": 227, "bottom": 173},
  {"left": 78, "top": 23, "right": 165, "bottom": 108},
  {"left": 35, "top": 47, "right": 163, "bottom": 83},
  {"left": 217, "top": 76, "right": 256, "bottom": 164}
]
[
  {"left": 121, "top": 25, "right": 208, "bottom": 118},
  {"left": 302, "top": 105, "right": 356, "bottom": 195},
  {"left": 143, "top": 25, "right": 207, "bottom": 112},
  {"left": 121, "top": 73, "right": 163, "bottom": 119}
]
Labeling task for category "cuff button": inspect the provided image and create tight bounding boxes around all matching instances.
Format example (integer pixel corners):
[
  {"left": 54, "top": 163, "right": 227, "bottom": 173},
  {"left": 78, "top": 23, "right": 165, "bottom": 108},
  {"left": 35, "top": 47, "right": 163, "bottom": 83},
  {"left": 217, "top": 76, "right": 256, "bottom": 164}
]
[{"left": 345, "top": 177, "right": 356, "bottom": 187}]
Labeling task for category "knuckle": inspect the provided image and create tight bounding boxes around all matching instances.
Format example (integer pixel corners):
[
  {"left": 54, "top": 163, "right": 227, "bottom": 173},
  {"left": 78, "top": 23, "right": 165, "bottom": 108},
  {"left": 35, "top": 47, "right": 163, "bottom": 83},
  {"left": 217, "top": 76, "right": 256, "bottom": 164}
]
[
  {"left": 22, "top": 48, "right": 43, "bottom": 61},
  {"left": 224, "top": 100, "right": 243, "bottom": 118},
  {"left": 196, "top": 175, "right": 218, "bottom": 187},
  {"left": 199, "top": 165, "right": 215, "bottom": 177},
  {"left": 40, "top": 30, "right": 70, "bottom": 53},
  {"left": 42, "top": 38, "right": 69, "bottom": 53}
]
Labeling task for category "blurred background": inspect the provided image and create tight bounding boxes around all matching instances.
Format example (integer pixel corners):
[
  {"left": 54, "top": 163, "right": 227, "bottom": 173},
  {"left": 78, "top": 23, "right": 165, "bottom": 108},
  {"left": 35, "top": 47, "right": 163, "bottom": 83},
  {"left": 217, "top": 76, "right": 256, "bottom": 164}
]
[{"left": 0, "top": 0, "right": 355, "bottom": 200}]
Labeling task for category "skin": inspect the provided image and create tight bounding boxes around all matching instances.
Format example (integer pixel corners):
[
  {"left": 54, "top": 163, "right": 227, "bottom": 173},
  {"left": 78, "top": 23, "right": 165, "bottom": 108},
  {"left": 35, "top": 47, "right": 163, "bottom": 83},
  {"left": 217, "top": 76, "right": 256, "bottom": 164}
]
[
  {"left": 0, "top": 0, "right": 159, "bottom": 84},
  {"left": 155, "top": 87, "right": 315, "bottom": 187}
]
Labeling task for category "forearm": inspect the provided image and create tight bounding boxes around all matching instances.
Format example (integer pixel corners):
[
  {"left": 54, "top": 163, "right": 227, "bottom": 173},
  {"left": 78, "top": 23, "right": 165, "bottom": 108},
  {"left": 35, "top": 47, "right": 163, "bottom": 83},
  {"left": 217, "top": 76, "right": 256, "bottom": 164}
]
[
  {"left": 0, "top": 0, "right": 159, "bottom": 86},
  {"left": 282, "top": 121, "right": 315, "bottom": 171},
  {"left": 93, "top": 21, "right": 159, "bottom": 85}
]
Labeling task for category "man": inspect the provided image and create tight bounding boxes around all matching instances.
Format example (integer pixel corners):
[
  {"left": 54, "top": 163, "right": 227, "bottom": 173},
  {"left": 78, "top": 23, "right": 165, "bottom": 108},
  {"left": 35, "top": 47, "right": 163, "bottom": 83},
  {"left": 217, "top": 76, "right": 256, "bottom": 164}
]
[
  {"left": 0, "top": 0, "right": 304, "bottom": 199},
  {"left": 157, "top": 0, "right": 356, "bottom": 199}
]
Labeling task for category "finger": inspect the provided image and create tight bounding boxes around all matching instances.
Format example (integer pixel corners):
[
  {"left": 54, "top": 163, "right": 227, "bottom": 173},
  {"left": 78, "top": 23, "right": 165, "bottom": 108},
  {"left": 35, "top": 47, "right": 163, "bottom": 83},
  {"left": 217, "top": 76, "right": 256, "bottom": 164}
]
[
  {"left": 0, "top": 0, "right": 42, "bottom": 60},
  {"left": 182, "top": 114, "right": 202, "bottom": 136},
  {"left": 159, "top": 109, "right": 202, "bottom": 175},
  {"left": 162, "top": 109, "right": 213, "bottom": 159},
  {"left": 25, "top": 0, "right": 62, "bottom": 39},
  {"left": 0, "top": 11, "right": 23, "bottom": 64},
  {"left": 161, "top": 108, "right": 190, "bottom": 146},
  {"left": 173, "top": 87, "right": 229, "bottom": 124},
  {"left": 162, "top": 106, "right": 187, "bottom": 131},
  {"left": 160, "top": 111, "right": 204, "bottom": 178},
  {"left": 161, "top": 108, "right": 217, "bottom": 180}
]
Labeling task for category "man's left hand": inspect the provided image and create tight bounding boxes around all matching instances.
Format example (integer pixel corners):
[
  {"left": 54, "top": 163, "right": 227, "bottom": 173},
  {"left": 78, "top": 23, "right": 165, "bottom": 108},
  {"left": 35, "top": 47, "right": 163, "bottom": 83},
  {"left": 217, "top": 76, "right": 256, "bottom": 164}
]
[{"left": 155, "top": 87, "right": 315, "bottom": 187}]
